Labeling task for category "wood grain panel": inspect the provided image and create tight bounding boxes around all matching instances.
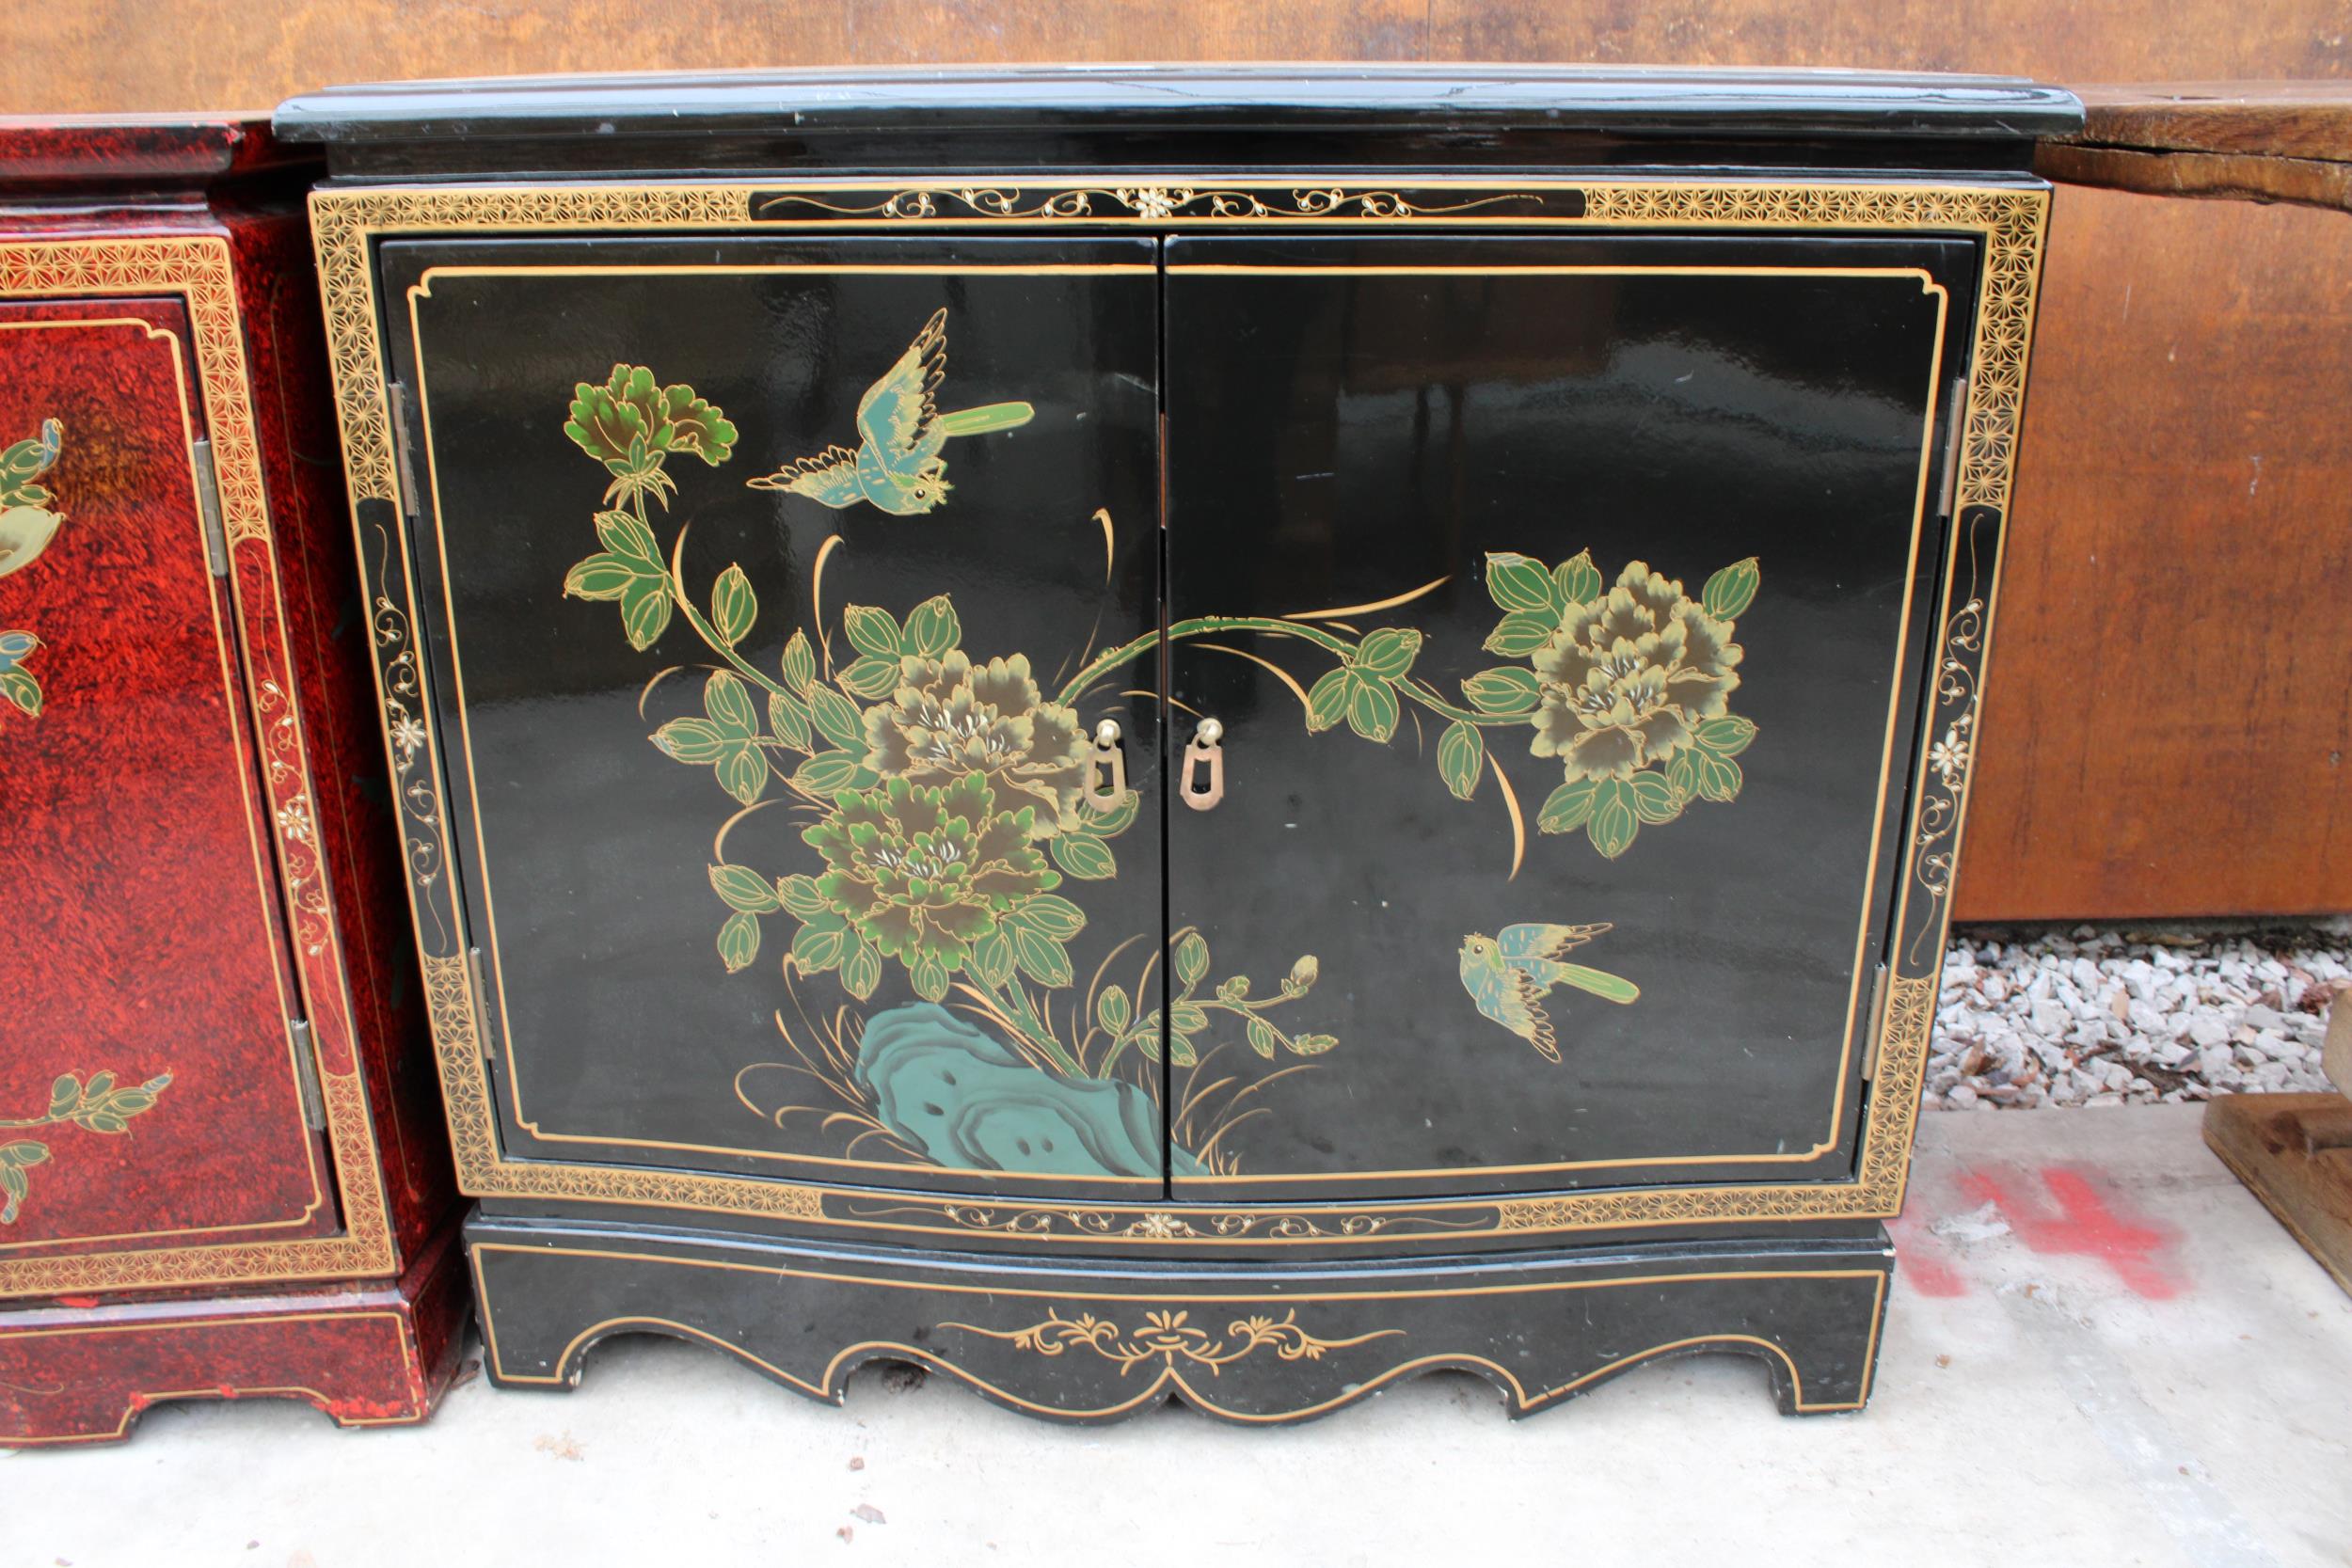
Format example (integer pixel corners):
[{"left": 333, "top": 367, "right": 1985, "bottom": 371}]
[
  {"left": 8, "top": 0, "right": 2349, "bottom": 918},
  {"left": 1965, "top": 185, "right": 2352, "bottom": 918}
]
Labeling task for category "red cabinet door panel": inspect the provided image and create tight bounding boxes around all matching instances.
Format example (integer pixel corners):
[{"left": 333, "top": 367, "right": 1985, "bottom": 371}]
[{"left": 0, "top": 297, "right": 335, "bottom": 1255}]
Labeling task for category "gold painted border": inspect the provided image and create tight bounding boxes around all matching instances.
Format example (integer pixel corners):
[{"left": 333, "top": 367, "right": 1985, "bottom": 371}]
[
  {"left": 0, "top": 314, "right": 331, "bottom": 1252},
  {"left": 0, "top": 236, "right": 399, "bottom": 1298},
  {"left": 472, "top": 1240, "right": 1884, "bottom": 1417},
  {"left": 311, "top": 174, "right": 2048, "bottom": 1247}
]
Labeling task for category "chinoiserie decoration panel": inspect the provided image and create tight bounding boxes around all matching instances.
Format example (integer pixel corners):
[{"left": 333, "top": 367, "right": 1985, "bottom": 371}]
[{"left": 315, "top": 176, "right": 2045, "bottom": 1243}]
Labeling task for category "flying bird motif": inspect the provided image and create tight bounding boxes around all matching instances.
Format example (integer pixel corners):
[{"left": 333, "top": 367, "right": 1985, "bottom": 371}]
[
  {"left": 1458, "top": 922, "right": 1641, "bottom": 1062},
  {"left": 747, "top": 309, "right": 1034, "bottom": 516}
]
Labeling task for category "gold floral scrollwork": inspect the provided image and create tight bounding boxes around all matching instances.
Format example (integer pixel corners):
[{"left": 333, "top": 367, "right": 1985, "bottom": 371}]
[{"left": 937, "top": 1307, "right": 1402, "bottom": 1374}]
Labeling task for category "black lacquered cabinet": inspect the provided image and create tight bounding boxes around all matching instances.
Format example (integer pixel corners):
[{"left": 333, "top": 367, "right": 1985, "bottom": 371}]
[{"left": 278, "top": 65, "right": 2078, "bottom": 1422}]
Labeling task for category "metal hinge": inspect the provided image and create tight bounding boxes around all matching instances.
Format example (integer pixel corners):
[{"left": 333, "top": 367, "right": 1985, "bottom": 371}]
[
  {"left": 1936, "top": 377, "right": 1968, "bottom": 521},
  {"left": 468, "top": 945, "right": 497, "bottom": 1064},
  {"left": 388, "top": 382, "right": 423, "bottom": 525},
  {"left": 191, "top": 436, "right": 229, "bottom": 577},
  {"left": 290, "top": 1017, "right": 326, "bottom": 1132},
  {"left": 1860, "top": 963, "right": 1891, "bottom": 1082}
]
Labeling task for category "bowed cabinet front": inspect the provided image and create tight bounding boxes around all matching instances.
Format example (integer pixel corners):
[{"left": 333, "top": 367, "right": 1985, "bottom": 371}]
[{"left": 295, "top": 71, "right": 2059, "bottom": 1423}]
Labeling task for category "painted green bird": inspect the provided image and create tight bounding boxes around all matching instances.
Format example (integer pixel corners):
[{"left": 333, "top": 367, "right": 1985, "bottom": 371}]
[
  {"left": 1458, "top": 922, "right": 1642, "bottom": 1062},
  {"left": 746, "top": 309, "right": 1033, "bottom": 516}
]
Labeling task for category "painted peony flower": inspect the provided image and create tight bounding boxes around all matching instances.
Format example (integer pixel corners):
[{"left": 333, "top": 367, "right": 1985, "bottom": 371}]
[
  {"left": 802, "top": 771, "right": 1059, "bottom": 1000},
  {"left": 861, "top": 650, "right": 1089, "bottom": 836},
  {"left": 1529, "top": 561, "right": 1742, "bottom": 783}
]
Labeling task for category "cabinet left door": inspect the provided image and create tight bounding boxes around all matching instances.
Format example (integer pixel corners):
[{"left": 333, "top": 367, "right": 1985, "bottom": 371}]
[
  {"left": 0, "top": 298, "right": 338, "bottom": 1255},
  {"left": 382, "top": 235, "right": 1168, "bottom": 1201}
]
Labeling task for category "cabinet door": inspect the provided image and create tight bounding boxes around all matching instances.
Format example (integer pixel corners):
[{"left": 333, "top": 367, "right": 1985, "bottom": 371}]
[
  {"left": 384, "top": 237, "right": 1166, "bottom": 1199},
  {"left": 1162, "top": 233, "right": 1972, "bottom": 1202},
  {"left": 0, "top": 298, "right": 335, "bottom": 1259}
]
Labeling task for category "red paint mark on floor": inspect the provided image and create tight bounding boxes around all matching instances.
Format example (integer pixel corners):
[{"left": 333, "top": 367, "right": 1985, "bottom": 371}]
[
  {"left": 1960, "top": 1165, "right": 2185, "bottom": 1299},
  {"left": 1887, "top": 1210, "right": 1969, "bottom": 1297}
]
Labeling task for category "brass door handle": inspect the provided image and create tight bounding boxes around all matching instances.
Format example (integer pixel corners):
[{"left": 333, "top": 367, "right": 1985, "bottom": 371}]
[
  {"left": 1085, "top": 719, "right": 1128, "bottom": 812},
  {"left": 1180, "top": 718, "right": 1225, "bottom": 812}
]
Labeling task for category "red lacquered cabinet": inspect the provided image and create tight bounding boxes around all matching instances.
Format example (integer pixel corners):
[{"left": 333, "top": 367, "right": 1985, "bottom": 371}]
[{"left": 0, "top": 118, "right": 464, "bottom": 1445}]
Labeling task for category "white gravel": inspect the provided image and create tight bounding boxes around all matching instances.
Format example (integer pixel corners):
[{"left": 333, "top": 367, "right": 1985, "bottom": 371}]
[{"left": 1925, "top": 922, "right": 2349, "bottom": 1109}]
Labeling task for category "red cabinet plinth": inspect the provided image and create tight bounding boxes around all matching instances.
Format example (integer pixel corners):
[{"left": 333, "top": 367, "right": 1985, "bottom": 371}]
[{"left": 0, "top": 117, "right": 463, "bottom": 1445}]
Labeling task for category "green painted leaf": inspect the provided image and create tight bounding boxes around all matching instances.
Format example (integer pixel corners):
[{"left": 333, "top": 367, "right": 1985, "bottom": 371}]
[
  {"left": 1353, "top": 626, "right": 1422, "bottom": 680},
  {"left": 1461, "top": 665, "right": 1543, "bottom": 715},
  {"left": 1438, "top": 720, "right": 1485, "bottom": 800},
  {"left": 619, "top": 578, "right": 672, "bottom": 650},
  {"left": 909, "top": 948, "right": 950, "bottom": 1003},
  {"left": 1665, "top": 750, "right": 1700, "bottom": 804},
  {"left": 1537, "top": 777, "right": 1599, "bottom": 834},
  {"left": 716, "top": 911, "right": 761, "bottom": 973},
  {"left": 840, "top": 937, "right": 882, "bottom": 1001},
  {"left": 973, "top": 929, "right": 1017, "bottom": 989},
  {"left": 0, "top": 666, "right": 40, "bottom": 718},
  {"left": 1169, "top": 1002, "right": 1210, "bottom": 1036},
  {"left": 1174, "top": 930, "right": 1210, "bottom": 989},
  {"left": 594, "top": 508, "right": 661, "bottom": 567},
  {"left": 843, "top": 604, "right": 901, "bottom": 660},
  {"left": 1216, "top": 975, "right": 1250, "bottom": 1002},
  {"left": 1290, "top": 1033, "right": 1338, "bottom": 1056},
  {"left": 3, "top": 1139, "right": 48, "bottom": 1167},
  {"left": 1629, "top": 770, "right": 1682, "bottom": 825},
  {"left": 1304, "top": 668, "right": 1349, "bottom": 733},
  {"left": 651, "top": 718, "right": 727, "bottom": 765},
  {"left": 1482, "top": 610, "right": 1557, "bottom": 658},
  {"left": 1588, "top": 778, "right": 1639, "bottom": 859},
  {"left": 83, "top": 1071, "right": 116, "bottom": 1100},
  {"left": 1702, "top": 556, "right": 1760, "bottom": 621},
  {"left": 714, "top": 742, "right": 768, "bottom": 805},
  {"left": 837, "top": 655, "right": 902, "bottom": 701},
  {"left": 1096, "top": 988, "right": 1133, "bottom": 1033},
  {"left": 1049, "top": 832, "right": 1116, "bottom": 880},
  {"left": 1692, "top": 749, "right": 1743, "bottom": 804},
  {"left": 1694, "top": 715, "right": 1757, "bottom": 757},
  {"left": 1553, "top": 549, "right": 1602, "bottom": 605},
  {"left": 776, "top": 874, "right": 828, "bottom": 917},
  {"left": 903, "top": 594, "right": 961, "bottom": 658},
  {"left": 562, "top": 553, "right": 640, "bottom": 601},
  {"left": 1168, "top": 1034, "right": 1198, "bottom": 1068},
  {"left": 790, "top": 921, "right": 849, "bottom": 973},
  {"left": 793, "top": 752, "right": 869, "bottom": 795},
  {"left": 710, "top": 564, "right": 757, "bottom": 646},
  {"left": 1134, "top": 1009, "right": 1164, "bottom": 1061},
  {"left": 780, "top": 630, "right": 817, "bottom": 695},
  {"left": 708, "top": 862, "right": 782, "bottom": 913},
  {"left": 703, "top": 672, "right": 758, "bottom": 738},
  {"left": 808, "top": 685, "right": 865, "bottom": 752},
  {"left": 1343, "top": 672, "right": 1398, "bottom": 743},
  {"left": 1485, "top": 551, "right": 1563, "bottom": 615},
  {"left": 1009, "top": 927, "right": 1073, "bottom": 988},
  {"left": 1022, "top": 895, "right": 1086, "bottom": 942},
  {"left": 47, "top": 1076, "right": 77, "bottom": 1117},
  {"left": 767, "top": 690, "right": 811, "bottom": 748},
  {"left": 1245, "top": 1017, "right": 1279, "bottom": 1058}
]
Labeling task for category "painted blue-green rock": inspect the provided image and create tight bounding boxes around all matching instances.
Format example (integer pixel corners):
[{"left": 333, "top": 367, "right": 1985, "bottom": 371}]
[{"left": 853, "top": 1003, "right": 1206, "bottom": 1179}]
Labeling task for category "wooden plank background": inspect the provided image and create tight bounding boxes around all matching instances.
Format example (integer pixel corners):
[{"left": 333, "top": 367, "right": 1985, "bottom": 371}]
[{"left": 8, "top": 1, "right": 2351, "bottom": 921}]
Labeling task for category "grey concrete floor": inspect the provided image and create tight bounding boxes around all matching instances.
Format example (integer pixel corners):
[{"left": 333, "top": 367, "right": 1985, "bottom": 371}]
[{"left": 5, "top": 1103, "right": 2349, "bottom": 1568}]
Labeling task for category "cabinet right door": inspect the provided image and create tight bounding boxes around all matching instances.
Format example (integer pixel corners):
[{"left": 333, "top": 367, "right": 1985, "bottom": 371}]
[{"left": 1162, "top": 232, "right": 1977, "bottom": 1204}]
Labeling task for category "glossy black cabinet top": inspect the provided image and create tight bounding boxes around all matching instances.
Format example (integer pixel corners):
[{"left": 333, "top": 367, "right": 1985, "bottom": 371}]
[{"left": 272, "top": 64, "right": 2081, "bottom": 180}]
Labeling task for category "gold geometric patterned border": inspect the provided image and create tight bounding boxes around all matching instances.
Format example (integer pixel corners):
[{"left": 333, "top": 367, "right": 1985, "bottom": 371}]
[
  {"left": 311, "top": 175, "right": 2049, "bottom": 1247},
  {"left": 0, "top": 236, "right": 397, "bottom": 1298}
]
